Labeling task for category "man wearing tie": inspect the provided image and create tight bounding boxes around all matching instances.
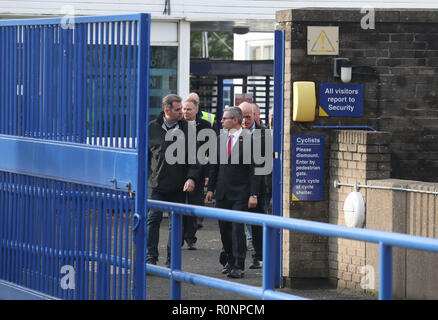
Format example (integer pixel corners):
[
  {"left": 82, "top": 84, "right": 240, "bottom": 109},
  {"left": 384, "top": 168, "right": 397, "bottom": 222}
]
[{"left": 205, "top": 107, "right": 259, "bottom": 279}]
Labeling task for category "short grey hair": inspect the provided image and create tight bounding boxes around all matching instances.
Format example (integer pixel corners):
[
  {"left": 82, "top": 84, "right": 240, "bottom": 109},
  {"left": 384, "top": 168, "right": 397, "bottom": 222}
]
[
  {"left": 224, "top": 106, "right": 243, "bottom": 125},
  {"left": 162, "top": 94, "right": 182, "bottom": 110},
  {"left": 184, "top": 98, "right": 199, "bottom": 109}
]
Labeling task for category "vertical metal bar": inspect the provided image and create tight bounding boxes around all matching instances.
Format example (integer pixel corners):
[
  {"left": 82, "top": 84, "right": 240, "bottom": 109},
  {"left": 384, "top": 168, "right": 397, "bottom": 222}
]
[
  {"left": 126, "top": 21, "right": 132, "bottom": 149},
  {"left": 81, "top": 23, "right": 88, "bottom": 144},
  {"left": 0, "top": 173, "right": 5, "bottom": 279},
  {"left": 379, "top": 242, "right": 393, "bottom": 300},
  {"left": 41, "top": 178, "right": 48, "bottom": 294},
  {"left": 112, "top": 192, "right": 119, "bottom": 300},
  {"left": 132, "top": 21, "right": 138, "bottom": 148},
  {"left": 0, "top": 28, "right": 4, "bottom": 133},
  {"left": 5, "top": 173, "right": 11, "bottom": 282},
  {"left": 36, "top": 26, "right": 42, "bottom": 138},
  {"left": 99, "top": 23, "right": 104, "bottom": 146},
  {"left": 104, "top": 22, "right": 109, "bottom": 147},
  {"left": 109, "top": 22, "right": 115, "bottom": 147},
  {"left": 47, "top": 25, "right": 54, "bottom": 139},
  {"left": 6, "top": 27, "right": 11, "bottom": 135},
  {"left": 216, "top": 76, "right": 224, "bottom": 131},
  {"left": 124, "top": 196, "right": 130, "bottom": 299},
  {"left": 93, "top": 23, "right": 99, "bottom": 145},
  {"left": 84, "top": 186, "right": 91, "bottom": 299},
  {"left": 106, "top": 191, "right": 113, "bottom": 300},
  {"left": 265, "top": 76, "right": 270, "bottom": 121},
  {"left": 132, "top": 14, "right": 149, "bottom": 300},
  {"left": 73, "top": 184, "right": 80, "bottom": 300},
  {"left": 170, "top": 211, "right": 182, "bottom": 300},
  {"left": 115, "top": 21, "right": 121, "bottom": 148},
  {"left": 91, "top": 188, "right": 97, "bottom": 299},
  {"left": 11, "top": 174, "right": 17, "bottom": 285},
  {"left": 18, "top": 26, "right": 23, "bottom": 136},
  {"left": 49, "top": 180, "right": 56, "bottom": 297},
  {"left": 272, "top": 30, "right": 284, "bottom": 288},
  {"left": 73, "top": 23, "right": 79, "bottom": 143},
  {"left": 12, "top": 27, "right": 17, "bottom": 136},
  {"left": 120, "top": 21, "right": 127, "bottom": 148},
  {"left": 117, "top": 194, "right": 124, "bottom": 299}
]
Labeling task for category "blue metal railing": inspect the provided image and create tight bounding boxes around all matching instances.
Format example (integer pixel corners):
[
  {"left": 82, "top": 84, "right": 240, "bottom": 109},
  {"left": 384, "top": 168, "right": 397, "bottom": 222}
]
[{"left": 146, "top": 199, "right": 438, "bottom": 300}]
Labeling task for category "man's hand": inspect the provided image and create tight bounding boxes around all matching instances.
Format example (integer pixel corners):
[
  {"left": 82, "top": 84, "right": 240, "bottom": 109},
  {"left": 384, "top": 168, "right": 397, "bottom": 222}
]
[
  {"left": 248, "top": 196, "right": 258, "bottom": 209},
  {"left": 205, "top": 191, "right": 213, "bottom": 205},
  {"left": 183, "top": 178, "right": 195, "bottom": 192}
]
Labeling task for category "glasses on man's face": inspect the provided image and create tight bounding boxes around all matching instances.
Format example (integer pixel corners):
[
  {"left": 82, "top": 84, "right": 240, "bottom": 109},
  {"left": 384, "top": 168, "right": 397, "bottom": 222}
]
[
  {"left": 222, "top": 116, "right": 234, "bottom": 120},
  {"left": 243, "top": 115, "right": 252, "bottom": 120}
]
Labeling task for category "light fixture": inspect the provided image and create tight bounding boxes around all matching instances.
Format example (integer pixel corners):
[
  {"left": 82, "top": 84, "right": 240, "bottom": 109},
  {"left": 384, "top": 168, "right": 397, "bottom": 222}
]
[
  {"left": 232, "top": 26, "right": 249, "bottom": 35},
  {"left": 333, "top": 58, "right": 352, "bottom": 83}
]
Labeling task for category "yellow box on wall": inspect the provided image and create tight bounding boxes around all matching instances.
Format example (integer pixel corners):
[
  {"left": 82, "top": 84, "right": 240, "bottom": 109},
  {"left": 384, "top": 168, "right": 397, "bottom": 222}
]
[{"left": 293, "top": 81, "right": 316, "bottom": 122}]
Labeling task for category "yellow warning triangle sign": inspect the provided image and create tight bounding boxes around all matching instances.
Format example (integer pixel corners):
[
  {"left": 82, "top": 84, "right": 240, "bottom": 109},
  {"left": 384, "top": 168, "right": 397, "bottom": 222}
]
[
  {"left": 292, "top": 193, "right": 299, "bottom": 201},
  {"left": 311, "top": 30, "right": 336, "bottom": 53},
  {"left": 319, "top": 106, "right": 328, "bottom": 117}
]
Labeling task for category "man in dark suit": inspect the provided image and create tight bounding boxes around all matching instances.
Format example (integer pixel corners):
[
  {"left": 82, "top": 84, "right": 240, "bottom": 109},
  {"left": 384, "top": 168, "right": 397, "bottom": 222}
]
[
  {"left": 182, "top": 98, "right": 212, "bottom": 250},
  {"left": 238, "top": 102, "right": 268, "bottom": 270},
  {"left": 205, "top": 107, "right": 260, "bottom": 279},
  {"left": 147, "top": 94, "right": 201, "bottom": 266}
]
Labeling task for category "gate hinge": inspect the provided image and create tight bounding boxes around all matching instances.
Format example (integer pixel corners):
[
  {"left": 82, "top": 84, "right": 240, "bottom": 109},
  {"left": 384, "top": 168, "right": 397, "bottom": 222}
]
[{"left": 110, "top": 179, "right": 135, "bottom": 198}]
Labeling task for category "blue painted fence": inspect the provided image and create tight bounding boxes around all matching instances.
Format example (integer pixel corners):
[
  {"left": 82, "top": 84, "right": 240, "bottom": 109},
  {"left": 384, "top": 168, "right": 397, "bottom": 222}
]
[{"left": 0, "top": 14, "right": 150, "bottom": 300}]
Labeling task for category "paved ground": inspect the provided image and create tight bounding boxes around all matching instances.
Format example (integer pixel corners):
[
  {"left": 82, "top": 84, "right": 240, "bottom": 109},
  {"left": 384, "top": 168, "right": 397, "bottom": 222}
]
[{"left": 146, "top": 216, "right": 376, "bottom": 300}]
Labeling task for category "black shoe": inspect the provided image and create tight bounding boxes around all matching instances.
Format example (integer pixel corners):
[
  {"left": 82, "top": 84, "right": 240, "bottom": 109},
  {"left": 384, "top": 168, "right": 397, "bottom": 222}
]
[
  {"left": 221, "top": 264, "right": 232, "bottom": 274},
  {"left": 219, "top": 251, "right": 228, "bottom": 266},
  {"left": 187, "top": 242, "right": 197, "bottom": 250},
  {"left": 165, "top": 258, "right": 171, "bottom": 268},
  {"left": 249, "top": 259, "right": 262, "bottom": 269},
  {"left": 227, "top": 268, "right": 244, "bottom": 279},
  {"left": 146, "top": 258, "right": 157, "bottom": 265}
]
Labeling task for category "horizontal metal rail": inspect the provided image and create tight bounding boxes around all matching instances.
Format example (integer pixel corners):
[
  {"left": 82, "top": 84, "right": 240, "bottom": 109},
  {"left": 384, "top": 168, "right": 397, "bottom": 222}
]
[
  {"left": 334, "top": 179, "right": 438, "bottom": 196},
  {"left": 147, "top": 199, "right": 438, "bottom": 300}
]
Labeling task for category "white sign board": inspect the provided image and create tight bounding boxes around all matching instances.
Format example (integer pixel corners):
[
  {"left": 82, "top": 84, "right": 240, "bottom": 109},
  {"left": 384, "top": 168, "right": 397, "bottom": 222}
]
[{"left": 307, "top": 26, "right": 339, "bottom": 55}]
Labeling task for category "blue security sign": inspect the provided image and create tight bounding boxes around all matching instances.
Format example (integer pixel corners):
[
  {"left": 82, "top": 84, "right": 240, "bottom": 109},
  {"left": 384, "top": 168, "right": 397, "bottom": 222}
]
[
  {"left": 319, "top": 83, "right": 364, "bottom": 117},
  {"left": 292, "top": 135, "right": 325, "bottom": 201}
]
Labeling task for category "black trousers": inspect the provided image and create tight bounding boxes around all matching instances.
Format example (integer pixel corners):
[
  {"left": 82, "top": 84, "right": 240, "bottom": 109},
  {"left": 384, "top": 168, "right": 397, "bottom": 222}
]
[
  {"left": 248, "top": 196, "right": 265, "bottom": 262},
  {"left": 215, "top": 198, "right": 247, "bottom": 270},
  {"left": 185, "top": 184, "right": 204, "bottom": 245}
]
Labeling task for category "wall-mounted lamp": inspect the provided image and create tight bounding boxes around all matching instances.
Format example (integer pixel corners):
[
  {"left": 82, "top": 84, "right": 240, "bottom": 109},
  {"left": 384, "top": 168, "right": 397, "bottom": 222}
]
[{"left": 333, "top": 58, "right": 352, "bottom": 83}]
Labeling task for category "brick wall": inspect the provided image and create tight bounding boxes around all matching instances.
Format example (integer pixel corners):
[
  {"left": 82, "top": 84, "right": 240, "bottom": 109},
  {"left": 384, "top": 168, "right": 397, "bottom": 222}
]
[
  {"left": 328, "top": 130, "right": 391, "bottom": 290},
  {"left": 276, "top": 7, "right": 438, "bottom": 288},
  {"left": 277, "top": 8, "right": 438, "bottom": 182}
]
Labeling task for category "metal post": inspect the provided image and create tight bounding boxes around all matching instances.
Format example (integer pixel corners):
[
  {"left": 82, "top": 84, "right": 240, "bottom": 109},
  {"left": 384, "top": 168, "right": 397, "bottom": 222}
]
[
  {"left": 134, "top": 13, "right": 150, "bottom": 300},
  {"left": 272, "top": 29, "right": 285, "bottom": 288},
  {"left": 170, "top": 210, "right": 182, "bottom": 300},
  {"left": 379, "top": 242, "right": 392, "bottom": 300},
  {"left": 262, "top": 225, "right": 275, "bottom": 298},
  {"left": 217, "top": 76, "right": 224, "bottom": 131}
]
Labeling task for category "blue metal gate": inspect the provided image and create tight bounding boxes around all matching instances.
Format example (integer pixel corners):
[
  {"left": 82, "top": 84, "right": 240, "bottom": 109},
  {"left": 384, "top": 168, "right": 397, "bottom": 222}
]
[{"left": 0, "top": 14, "right": 150, "bottom": 300}]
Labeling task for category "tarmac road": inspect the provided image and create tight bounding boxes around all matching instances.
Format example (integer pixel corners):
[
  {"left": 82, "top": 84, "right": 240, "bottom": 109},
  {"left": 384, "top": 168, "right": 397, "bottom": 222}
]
[{"left": 145, "top": 216, "right": 376, "bottom": 300}]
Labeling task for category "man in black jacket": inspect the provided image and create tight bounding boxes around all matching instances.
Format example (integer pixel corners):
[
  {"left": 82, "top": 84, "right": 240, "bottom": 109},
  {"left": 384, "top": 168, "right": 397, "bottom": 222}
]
[
  {"left": 205, "top": 106, "right": 260, "bottom": 279},
  {"left": 238, "top": 102, "right": 268, "bottom": 270},
  {"left": 181, "top": 98, "right": 212, "bottom": 249},
  {"left": 147, "top": 94, "right": 201, "bottom": 266}
]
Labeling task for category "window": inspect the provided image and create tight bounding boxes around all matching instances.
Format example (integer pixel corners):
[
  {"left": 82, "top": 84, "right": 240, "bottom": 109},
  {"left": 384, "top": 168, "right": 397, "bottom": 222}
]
[{"left": 149, "top": 46, "right": 178, "bottom": 121}]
